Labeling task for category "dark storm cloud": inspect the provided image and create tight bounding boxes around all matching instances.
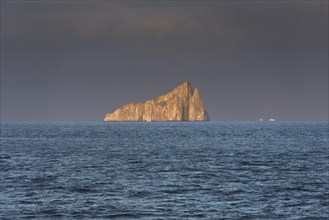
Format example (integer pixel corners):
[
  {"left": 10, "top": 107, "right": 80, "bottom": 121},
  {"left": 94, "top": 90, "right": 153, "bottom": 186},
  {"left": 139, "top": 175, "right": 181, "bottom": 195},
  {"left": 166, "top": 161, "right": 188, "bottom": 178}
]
[
  {"left": 1, "top": 0, "right": 328, "bottom": 121},
  {"left": 2, "top": 7, "right": 218, "bottom": 44}
]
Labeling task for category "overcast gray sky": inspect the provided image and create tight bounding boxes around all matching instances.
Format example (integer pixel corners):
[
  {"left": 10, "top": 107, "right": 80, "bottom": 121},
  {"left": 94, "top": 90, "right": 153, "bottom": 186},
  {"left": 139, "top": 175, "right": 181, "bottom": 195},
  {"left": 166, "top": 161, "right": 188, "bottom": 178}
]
[{"left": 1, "top": 0, "right": 328, "bottom": 121}]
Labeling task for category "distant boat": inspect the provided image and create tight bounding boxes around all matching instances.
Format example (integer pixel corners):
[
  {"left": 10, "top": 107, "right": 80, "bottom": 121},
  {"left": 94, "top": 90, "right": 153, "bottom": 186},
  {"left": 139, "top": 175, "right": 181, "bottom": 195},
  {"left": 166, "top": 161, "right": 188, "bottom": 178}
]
[
  {"left": 268, "top": 118, "right": 276, "bottom": 122},
  {"left": 259, "top": 118, "right": 264, "bottom": 122}
]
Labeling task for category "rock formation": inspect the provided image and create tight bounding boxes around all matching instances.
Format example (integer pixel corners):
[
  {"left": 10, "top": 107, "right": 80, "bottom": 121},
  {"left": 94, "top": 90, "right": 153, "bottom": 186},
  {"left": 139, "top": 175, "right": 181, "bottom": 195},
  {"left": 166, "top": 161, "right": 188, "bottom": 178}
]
[{"left": 104, "top": 82, "right": 209, "bottom": 122}]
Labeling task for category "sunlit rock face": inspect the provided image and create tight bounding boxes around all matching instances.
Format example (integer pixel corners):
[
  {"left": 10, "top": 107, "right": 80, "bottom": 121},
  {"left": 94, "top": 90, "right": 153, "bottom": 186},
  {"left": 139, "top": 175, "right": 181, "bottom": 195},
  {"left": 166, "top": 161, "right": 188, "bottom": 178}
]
[{"left": 104, "top": 82, "right": 209, "bottom": 122}]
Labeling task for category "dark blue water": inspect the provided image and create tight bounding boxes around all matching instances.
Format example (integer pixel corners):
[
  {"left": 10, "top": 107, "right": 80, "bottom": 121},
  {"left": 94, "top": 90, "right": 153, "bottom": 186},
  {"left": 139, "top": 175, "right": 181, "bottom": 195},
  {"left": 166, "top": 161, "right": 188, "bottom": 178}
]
[{"left": 1, "top": 122, "right": 328, "bottom": 219}]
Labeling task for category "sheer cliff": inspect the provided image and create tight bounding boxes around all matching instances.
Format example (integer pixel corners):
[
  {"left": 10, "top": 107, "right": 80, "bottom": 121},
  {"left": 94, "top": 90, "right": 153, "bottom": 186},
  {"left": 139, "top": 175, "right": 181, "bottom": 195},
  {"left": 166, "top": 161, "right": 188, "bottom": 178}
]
[{"left": 104, "top": 82, "right": 209, "bottom": 122}]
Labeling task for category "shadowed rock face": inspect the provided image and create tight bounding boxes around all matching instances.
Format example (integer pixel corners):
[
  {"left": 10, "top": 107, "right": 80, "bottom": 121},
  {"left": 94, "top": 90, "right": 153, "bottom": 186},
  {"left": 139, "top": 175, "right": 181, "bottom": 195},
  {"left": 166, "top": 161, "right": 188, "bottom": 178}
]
[{"left": 104, "top": 82, "right": 209, "bottom": 122}]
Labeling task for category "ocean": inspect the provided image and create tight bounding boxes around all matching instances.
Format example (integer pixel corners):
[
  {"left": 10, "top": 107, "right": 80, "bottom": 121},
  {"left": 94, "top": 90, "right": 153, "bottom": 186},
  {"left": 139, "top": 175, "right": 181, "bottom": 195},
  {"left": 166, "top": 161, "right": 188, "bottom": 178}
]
[{"left": 0, "top": 121, "right": 328, "bottom": 219}]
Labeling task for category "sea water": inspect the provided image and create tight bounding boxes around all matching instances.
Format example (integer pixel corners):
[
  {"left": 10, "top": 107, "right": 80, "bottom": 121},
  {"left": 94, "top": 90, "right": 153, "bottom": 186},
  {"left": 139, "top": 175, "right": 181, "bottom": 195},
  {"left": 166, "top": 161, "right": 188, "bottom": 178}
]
[{"left": 0, "top": 122, "right": 328, "bottom": 219}]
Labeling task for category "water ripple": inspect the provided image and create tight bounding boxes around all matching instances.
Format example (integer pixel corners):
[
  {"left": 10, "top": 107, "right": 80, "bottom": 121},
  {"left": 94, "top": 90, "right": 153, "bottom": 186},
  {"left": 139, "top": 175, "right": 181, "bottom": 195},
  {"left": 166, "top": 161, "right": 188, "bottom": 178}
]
[{"left": 1, "top": 122, "right": 328, "bottom": 219}]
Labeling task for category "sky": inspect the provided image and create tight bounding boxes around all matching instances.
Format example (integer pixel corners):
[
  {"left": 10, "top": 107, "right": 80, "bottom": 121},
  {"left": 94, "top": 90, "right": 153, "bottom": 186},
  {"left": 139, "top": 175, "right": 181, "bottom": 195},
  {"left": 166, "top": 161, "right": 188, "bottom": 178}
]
[{"left": 1, "top": 0, "right": 328, "bottom": 121}]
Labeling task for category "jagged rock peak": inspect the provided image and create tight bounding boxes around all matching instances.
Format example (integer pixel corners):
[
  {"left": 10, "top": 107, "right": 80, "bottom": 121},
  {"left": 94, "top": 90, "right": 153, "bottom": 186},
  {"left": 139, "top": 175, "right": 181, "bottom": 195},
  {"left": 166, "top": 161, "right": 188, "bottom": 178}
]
[{"left": 104, "top": 82, "right": 209, "bottom": 122}]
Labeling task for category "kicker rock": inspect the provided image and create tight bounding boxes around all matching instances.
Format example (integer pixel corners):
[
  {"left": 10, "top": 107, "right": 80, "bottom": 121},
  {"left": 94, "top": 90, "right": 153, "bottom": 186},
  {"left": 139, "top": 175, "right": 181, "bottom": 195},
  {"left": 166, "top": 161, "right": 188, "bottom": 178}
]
[{"left": 104, "top": 82, "right": 209, "bottom": 122}]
